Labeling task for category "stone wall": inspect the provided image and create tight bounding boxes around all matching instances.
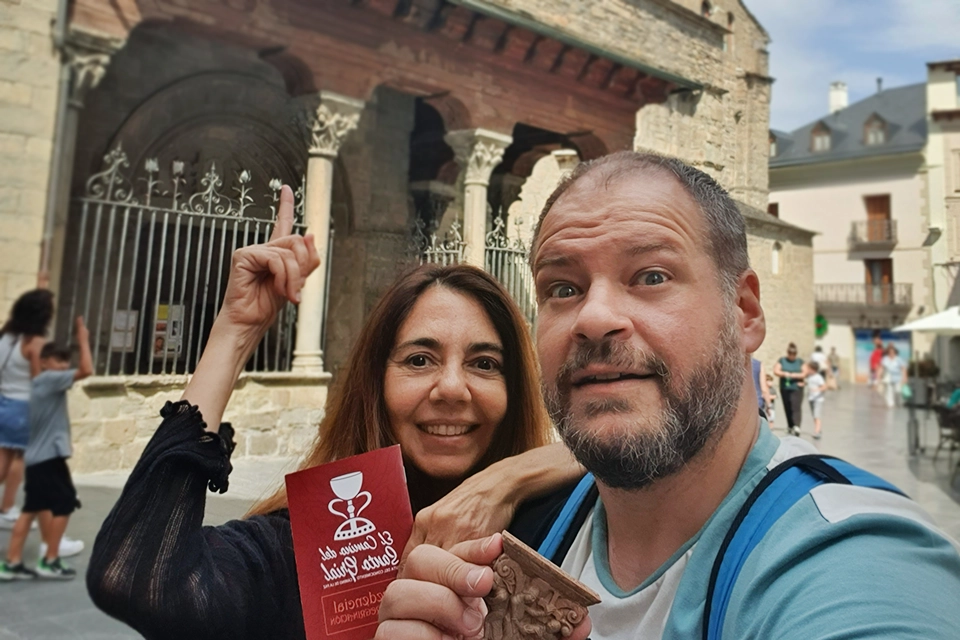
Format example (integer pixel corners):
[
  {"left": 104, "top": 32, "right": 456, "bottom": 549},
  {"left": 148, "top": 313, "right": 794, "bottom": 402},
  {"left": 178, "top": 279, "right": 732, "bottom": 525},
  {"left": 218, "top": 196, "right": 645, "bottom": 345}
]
[
  {"left": 0, "top": 0, "right": 59, "bottom": 311},
  {"left": 742, "top": 205, "right": 816, "bottom": 373},
  {"left": 68, "top": 373, "right": 329, "bottom": 473}
]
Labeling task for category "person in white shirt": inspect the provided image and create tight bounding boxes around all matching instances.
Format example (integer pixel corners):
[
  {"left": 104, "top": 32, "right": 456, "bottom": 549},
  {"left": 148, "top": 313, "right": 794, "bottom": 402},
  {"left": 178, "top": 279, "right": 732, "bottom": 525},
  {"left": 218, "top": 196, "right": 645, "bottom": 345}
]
[
  {"left": 880, "top": 345, "right": 906, "bottom": 408},
  {"left": 805, "top": 361, "right": 827, "bottom": 439}
]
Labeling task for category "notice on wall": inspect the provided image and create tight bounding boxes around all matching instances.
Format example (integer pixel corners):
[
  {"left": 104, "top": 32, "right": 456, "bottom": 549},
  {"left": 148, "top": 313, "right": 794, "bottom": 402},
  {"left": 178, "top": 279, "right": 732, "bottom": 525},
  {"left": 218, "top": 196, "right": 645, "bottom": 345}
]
[
  {"left": 110, "top": 310, "right": 138, "bottom": 352},
  {"left": 153, "top": 304, "right": 185, "bottom": 358}
]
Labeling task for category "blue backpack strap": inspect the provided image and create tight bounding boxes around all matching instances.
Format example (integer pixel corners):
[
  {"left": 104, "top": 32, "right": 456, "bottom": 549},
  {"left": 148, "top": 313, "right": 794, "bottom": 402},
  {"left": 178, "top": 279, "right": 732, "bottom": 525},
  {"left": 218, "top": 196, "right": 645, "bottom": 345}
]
[
  {"left": 537, "top": 472, "right": 596, "bottom": 561},
  {"left": 702, "top": 455, "right": 906, "bottom": 640}
]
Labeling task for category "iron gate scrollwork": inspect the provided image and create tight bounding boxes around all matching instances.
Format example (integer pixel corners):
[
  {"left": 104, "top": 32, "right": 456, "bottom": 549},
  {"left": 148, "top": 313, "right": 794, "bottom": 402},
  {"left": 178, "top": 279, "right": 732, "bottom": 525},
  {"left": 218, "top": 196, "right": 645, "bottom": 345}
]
[{"left": 63, "top": 145, "right": 307, "bottom": 377}]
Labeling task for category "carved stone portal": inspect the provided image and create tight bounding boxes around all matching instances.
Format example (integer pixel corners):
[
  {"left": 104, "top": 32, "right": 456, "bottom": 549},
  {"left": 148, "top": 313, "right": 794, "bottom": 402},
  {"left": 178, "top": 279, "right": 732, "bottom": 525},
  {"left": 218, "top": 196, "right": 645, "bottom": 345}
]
[{"left": 484, "top": 531, "right": 600, "bottom": 640}]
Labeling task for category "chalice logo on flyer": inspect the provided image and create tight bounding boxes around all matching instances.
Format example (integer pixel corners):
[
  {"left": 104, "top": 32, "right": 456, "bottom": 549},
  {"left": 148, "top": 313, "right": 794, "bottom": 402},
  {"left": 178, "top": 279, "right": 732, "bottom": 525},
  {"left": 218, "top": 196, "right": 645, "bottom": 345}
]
[{"left": 318, "top": 471, "right": 401, "bottom": 588}]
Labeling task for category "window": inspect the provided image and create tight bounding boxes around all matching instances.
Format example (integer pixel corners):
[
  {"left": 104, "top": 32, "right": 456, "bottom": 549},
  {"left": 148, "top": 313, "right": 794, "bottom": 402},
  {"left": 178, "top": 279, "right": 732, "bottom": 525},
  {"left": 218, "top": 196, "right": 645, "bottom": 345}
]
[
  {"left": 772, "top": 242, "right": 782, "bottom": 275},
  {"left": 864, "top": 116, "right": 886, "bottom": 145},
  {"left": 769, "top": 136, "right": 777, "bottom": 157},
  {"left": 701, "top": 1, "right": 714, "bottom": 17},
  {"left": 767, "top": 202, "right": 779, "bottom": 217},
  {"left": 812, "top": 130, "right": 830, "bottom": 152}
]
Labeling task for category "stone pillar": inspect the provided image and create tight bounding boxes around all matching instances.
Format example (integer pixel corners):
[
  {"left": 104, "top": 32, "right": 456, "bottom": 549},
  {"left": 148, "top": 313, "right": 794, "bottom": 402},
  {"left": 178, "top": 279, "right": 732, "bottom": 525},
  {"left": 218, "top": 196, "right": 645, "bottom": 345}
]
[
  {"left": 292, "top": 92, "right": 363, "bottom": 374},
  {"left": 444, "top": 129, "right": 513, "bottom": 267},
  {"left": 44, "top": 28, "right": 124, "bottom": 300}
]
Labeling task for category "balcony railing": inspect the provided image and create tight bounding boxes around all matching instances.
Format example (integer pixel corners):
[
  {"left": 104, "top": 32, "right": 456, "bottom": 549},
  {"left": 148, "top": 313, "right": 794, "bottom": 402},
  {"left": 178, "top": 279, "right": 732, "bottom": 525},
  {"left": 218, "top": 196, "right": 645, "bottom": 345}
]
[
  {"left": 849, "top": 220, "right": 897, "bottom": 250},
  {"left": 814, "top": 283, "right": 912, "bottom": 307}
]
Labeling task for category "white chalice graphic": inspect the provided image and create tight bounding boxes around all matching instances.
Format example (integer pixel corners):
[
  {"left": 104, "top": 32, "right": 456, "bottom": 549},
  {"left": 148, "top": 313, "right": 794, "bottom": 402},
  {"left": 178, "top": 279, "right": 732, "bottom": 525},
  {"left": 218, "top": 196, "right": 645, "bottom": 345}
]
[{"left": 328, "top": 471, "right": 376, "bottom": 541}]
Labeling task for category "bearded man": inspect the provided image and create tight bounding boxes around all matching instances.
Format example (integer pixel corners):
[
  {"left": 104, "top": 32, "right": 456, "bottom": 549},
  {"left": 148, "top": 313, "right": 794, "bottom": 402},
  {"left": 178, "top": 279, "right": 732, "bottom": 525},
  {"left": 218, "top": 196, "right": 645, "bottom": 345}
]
[{"left": 376, "top": 152, "right": 960, "bottom": 640}]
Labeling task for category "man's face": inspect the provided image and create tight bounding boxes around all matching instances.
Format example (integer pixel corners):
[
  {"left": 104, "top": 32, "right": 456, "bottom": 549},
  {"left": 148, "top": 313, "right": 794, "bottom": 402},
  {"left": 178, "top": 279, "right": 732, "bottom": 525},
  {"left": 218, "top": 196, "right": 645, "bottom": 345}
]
[{"left": 533, "top": 169, "right": 754, "bottom": 489}]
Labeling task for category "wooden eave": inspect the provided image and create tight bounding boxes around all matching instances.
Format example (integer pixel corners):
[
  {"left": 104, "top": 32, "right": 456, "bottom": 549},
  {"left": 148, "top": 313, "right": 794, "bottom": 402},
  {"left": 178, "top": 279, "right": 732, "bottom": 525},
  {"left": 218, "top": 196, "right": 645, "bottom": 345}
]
[
  {"left": 933, "top": 109, "right": 960, "bottom": 123},
  {"left": 354, "top": 0, "right": 700, "bottom": 107}
]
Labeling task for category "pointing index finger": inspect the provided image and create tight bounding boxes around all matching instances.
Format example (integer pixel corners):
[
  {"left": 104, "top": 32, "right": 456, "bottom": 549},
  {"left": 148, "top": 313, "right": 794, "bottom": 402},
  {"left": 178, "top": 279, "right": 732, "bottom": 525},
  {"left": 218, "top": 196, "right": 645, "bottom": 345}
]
[{"left": 270, "top": 184, "right": 295, "bottom": 241}]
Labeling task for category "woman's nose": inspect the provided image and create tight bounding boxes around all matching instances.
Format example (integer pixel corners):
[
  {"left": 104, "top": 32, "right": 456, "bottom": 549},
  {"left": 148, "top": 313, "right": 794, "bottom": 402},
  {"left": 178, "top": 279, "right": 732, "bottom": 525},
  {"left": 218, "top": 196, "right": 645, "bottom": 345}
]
[{"left": 430, "top": 363, "right": 470, "bottom": 403}]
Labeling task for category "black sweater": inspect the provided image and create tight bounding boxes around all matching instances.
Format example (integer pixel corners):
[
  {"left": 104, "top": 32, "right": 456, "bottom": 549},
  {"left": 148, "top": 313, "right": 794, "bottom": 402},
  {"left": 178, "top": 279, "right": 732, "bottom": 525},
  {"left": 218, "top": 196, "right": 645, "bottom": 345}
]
[
  {"left": 86, "top": 401, "right": 582, "bottom": 639},
  {"left": 87, "top": 401, "right": 306, "bottom": 639}
]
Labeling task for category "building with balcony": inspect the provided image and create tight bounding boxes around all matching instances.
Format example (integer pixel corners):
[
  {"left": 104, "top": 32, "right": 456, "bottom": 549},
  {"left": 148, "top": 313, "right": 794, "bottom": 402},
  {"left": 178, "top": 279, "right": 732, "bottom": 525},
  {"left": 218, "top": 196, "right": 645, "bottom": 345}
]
[{"left": 770, "top": 63, "right": 960, "bottom": 382}]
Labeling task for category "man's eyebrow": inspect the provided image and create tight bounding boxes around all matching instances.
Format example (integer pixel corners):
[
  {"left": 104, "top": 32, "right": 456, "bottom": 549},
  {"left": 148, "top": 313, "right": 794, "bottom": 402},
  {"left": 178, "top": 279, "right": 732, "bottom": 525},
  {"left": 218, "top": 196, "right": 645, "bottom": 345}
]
[
  {"left": 533, "top": 254, "right": 575, "bottom": 273},
  {"left": 628, "top": 243, "right": 681, "bottom": 257}
]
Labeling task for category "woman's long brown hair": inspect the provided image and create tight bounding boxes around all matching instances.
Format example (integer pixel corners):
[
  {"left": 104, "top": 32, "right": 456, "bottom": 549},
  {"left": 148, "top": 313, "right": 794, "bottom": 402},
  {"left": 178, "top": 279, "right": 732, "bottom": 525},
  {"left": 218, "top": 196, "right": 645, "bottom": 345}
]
[{"left": 247, "top": 263, "right": 551, "bottom": 516}]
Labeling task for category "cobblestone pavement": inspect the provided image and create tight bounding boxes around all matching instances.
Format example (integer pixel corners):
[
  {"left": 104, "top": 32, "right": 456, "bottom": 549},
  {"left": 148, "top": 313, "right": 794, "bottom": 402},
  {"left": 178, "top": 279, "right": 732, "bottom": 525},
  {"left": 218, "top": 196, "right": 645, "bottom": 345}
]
[{"left": 1, "top": 385, "right": 958, "bottom": 638}]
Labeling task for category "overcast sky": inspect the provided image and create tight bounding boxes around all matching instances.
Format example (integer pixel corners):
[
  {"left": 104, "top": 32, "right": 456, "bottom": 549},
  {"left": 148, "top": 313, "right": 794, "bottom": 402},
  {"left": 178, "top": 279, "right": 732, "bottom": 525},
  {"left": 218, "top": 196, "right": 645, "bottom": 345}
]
[{"left": 744, "top": 0, "right": 960, "bottom": 132}]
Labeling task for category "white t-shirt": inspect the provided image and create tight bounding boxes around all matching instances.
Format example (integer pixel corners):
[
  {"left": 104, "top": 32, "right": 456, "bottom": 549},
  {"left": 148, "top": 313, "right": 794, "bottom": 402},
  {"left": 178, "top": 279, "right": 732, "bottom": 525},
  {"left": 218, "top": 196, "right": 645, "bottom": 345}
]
[
  {"left": 811, "top": 351, "right": 828, "bottom": 368},
  {"left": 806, "top": 373, "right": 826, "bottom": 401}
]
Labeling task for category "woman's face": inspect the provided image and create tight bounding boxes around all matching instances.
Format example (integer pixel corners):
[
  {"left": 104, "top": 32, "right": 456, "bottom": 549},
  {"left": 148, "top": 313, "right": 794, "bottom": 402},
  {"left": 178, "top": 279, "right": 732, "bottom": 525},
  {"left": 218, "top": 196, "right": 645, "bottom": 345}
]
[{"left": 384, "top": 285, "right": 508, "bottom": 480}]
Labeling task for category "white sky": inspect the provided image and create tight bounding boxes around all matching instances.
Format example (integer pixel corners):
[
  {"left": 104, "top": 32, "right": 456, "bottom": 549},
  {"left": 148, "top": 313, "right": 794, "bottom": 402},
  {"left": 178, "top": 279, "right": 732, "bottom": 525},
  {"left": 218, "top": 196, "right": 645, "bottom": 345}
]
[{"left": 744, "top": 0, "right": 960, "bottom": 131}]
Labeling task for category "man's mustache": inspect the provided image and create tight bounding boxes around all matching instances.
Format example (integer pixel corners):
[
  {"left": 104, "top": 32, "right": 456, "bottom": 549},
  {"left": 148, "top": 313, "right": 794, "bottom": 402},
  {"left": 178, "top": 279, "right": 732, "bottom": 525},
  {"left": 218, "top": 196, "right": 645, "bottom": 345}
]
[{"left": 554, "top": 339, "right": 669, "bottom": 393}]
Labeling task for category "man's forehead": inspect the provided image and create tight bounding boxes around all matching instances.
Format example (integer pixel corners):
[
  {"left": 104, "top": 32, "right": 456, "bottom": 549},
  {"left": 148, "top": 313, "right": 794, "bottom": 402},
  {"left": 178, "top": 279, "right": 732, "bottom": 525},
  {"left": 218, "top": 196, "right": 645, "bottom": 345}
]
[{"left": 535, "top": 165, "right": 704, "bottom": 253}]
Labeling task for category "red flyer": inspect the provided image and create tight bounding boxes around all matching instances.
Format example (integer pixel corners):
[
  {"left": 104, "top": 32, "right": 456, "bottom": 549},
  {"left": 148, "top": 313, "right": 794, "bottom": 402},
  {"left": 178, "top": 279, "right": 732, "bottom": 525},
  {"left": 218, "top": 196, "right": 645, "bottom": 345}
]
[{"left": 285, "top": 445, "right": 413, "bottom": 640}]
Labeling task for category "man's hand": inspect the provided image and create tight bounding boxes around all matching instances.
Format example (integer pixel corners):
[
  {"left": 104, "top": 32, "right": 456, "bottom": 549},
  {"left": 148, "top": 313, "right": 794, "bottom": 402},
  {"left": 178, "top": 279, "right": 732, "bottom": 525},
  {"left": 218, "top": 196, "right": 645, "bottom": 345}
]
[
  {"left": 377, "top": 534, "right": 501, "bottom": 640},
  {"left": 378, "top": 534, "right": 591, "bottom": 640}
]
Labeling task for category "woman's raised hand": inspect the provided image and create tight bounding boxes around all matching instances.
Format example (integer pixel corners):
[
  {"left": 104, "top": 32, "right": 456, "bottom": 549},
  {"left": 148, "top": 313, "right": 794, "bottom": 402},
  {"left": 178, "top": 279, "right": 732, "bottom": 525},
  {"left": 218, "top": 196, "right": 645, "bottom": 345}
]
[{"left": 219, "top": 185, "right": 320, "bottom": 339}]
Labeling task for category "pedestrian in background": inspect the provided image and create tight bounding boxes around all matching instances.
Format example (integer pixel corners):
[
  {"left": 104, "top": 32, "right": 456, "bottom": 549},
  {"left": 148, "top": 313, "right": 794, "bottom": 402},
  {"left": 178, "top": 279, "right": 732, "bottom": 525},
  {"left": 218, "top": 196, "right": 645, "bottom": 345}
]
[
  {"left": 1, "top": 317, "right": 92, "bottom": 581},
  {"left": 805, "top": 360, "right": 827, "bottom": 439},
  {"left": 828, "top": 346, "right": 840, "bottom": 389},
  {"left": 774, "top": 342, "right": 804, "bottom": 436},
  {"left": 751, "top": 358, "right": 772, "bottom": 419},
  {"left": 765, "top": 373, "right": 777, "bottom": 426},
  {"left": 0, "top": 288, "right": 53, "bottom": 529},
  {"left": 869, "top": 333, "right": 884, "bottom": 390},
  {"left": 880, "top": 345, "right": 905, "bottom": 409}
]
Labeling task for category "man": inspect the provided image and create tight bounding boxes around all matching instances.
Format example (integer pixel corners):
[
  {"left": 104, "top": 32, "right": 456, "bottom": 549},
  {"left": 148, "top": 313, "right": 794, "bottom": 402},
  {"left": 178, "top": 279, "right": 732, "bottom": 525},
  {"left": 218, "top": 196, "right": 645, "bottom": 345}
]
[{"left": 376, "top": 152, "right": 960, "bottom": 639}]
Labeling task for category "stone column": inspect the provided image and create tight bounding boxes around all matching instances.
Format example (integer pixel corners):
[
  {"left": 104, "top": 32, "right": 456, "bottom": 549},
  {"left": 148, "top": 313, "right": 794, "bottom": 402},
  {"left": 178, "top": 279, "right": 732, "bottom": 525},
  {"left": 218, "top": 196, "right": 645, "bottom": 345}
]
[
  {"left": 292, "top": 92, "right": 363, "bottom": 374},
  {"left": 444, "top": 129, "right": 513, "bottom": 267},
  {"left": 44, "top": 28, "right": 124, "bottom": 299}
]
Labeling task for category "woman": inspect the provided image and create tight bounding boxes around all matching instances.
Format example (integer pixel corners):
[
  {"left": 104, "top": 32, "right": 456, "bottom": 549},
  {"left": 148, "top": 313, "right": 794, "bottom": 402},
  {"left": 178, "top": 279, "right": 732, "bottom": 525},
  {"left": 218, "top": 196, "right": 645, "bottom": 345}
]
[
  {"left": 773, "top": 342, "right": 804, "bottom": 437},
  {"left": 0, "top": 289, "right": 52, "bottom": 528},
  {"left": 87, "top": 187, "right": 579, "bottom": 639}
]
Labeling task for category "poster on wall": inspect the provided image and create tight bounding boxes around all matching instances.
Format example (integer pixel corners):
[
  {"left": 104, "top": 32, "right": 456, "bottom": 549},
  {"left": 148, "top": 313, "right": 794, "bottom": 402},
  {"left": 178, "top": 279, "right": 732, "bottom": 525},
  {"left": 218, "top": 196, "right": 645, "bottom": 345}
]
[
  {"left": 154, "top": 304, "right": 185, "bottom": 358},
  {"left": 853, "top": 329, "right": 912, "bottom": 384},
  {"left": 110, "top": 310, "right": 138, "bottom": 352}
]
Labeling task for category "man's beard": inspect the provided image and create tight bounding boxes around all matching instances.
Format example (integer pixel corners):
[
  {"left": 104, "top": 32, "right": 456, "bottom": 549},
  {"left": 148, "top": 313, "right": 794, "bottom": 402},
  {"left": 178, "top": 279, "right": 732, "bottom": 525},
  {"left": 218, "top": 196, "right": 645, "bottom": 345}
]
[{"left": 543, "top": 309, "right": 745, "bottom": 490}]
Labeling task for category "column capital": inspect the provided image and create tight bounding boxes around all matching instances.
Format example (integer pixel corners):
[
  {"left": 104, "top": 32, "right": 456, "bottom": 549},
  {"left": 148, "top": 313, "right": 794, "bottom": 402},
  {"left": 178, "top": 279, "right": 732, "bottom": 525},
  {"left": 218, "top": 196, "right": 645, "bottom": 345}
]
[
  {"left": 63, "top": 27, "right": 124, "bottom": 109},
  {"left": 444, "top": 128, "right": 513, "bottom": 187},
  {"left": 308, "top": 91, "right": 364, "bottom": 158}
]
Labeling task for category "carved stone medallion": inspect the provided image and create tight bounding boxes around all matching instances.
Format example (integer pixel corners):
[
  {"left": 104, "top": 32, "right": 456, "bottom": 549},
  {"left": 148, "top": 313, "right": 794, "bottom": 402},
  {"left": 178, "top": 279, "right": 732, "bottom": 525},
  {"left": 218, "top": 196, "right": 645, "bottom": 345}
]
[{"left": 484, "top": 531, "right": 601, "bottom": 640}]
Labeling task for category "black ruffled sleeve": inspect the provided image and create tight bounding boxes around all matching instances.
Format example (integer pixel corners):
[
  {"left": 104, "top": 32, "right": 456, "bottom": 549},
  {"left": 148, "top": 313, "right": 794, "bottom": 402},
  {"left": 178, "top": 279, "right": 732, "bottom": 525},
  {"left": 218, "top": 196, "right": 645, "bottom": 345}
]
[{"left": 86, "top": 401, "right": 305, "bottom": 640}]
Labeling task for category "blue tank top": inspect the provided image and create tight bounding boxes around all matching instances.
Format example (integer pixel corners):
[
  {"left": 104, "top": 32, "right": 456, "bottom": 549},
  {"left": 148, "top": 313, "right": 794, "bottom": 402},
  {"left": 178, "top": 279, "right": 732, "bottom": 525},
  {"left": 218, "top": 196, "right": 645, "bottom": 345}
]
[{"left": 752, "top": 358, "right": 764, "bottom": 409}]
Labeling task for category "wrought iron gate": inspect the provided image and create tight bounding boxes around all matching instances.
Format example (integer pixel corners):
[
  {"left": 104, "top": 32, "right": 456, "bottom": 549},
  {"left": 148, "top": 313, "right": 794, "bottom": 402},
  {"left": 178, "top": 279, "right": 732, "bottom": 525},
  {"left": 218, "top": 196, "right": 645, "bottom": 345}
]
[{"left": 62, "top": 146, "right": 306, "bottom": 376}]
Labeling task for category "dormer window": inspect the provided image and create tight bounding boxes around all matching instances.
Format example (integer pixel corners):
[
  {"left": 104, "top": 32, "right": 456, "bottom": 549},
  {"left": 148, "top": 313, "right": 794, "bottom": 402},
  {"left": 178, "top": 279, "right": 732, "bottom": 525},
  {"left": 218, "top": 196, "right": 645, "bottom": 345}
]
[
  {"left": 811, "top": 123, "right": 831, "bottom": 152},
  {"left": 864, "top": 115, "right": 886, "bottom": 145},
  {"left": 769, "top": 134, "right": 777, "bottom": 156}
]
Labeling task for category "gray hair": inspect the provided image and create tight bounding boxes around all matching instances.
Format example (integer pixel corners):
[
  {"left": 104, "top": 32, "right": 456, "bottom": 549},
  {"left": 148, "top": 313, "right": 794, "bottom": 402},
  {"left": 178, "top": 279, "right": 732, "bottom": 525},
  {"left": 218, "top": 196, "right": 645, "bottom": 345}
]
[{"left": 531, "top": 151, "right": 750, "bottom": 295}]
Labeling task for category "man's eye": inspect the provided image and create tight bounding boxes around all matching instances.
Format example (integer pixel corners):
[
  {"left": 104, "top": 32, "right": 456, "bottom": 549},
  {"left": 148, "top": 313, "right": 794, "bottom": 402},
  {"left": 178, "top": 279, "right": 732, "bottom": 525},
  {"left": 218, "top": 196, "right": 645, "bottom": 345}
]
[
  {"left": 548, "top": 283, "right": 579, "bottom": 299},
  {"left": 640, "top": 271, "right": 668, "bottom": 286}
]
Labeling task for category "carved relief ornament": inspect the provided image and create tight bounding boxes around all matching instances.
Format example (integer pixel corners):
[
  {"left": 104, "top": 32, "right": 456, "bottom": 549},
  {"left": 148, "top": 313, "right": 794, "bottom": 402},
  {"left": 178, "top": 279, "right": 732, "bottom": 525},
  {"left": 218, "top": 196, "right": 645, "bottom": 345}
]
[
  {"left": 445, "top": 129, "right": 513, "bottom": 187},
  {"left": 309, "top": 102, "right": 361, "bottom": 158}
]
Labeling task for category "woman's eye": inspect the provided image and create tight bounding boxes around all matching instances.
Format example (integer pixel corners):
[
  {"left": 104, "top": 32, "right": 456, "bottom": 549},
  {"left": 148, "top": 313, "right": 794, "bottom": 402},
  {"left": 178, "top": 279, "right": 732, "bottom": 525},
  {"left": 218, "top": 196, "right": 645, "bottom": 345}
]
[
  {"left": 407, "top": 354, "right": 429, "bottom": 368},
  {"left": 548, "top": 283, "right": 579, "bottom": 299},
  {"left": 474, "top": 357, "right": 501, "bottom": 372},
  {"left": 640, "top": 271, "right": 668, "bottom": 286}
]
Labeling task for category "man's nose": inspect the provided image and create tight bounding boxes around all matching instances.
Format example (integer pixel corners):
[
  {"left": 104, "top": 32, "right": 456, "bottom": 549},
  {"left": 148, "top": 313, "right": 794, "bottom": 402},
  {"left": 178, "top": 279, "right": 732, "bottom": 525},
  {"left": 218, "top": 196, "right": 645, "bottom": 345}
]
[
  {"left": 571, "top": 283, "right": 634, "bottom": 343},
  {"left": 430, "top": 363, "right": 471, "bottom": 403}
]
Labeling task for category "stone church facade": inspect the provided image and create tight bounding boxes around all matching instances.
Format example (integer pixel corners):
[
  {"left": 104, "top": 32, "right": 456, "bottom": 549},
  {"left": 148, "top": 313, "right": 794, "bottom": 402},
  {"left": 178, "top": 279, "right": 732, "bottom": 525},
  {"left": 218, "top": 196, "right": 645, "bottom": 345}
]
[{"left": 1, "top": 0, "right": 811, "bottom": 471}]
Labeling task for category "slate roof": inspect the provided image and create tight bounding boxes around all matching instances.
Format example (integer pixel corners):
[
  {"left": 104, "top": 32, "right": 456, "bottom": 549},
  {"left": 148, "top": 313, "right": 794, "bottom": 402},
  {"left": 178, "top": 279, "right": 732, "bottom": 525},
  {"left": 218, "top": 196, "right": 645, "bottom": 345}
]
[{"left": 769, "top": 83, "right": 927, "bottom": 168}]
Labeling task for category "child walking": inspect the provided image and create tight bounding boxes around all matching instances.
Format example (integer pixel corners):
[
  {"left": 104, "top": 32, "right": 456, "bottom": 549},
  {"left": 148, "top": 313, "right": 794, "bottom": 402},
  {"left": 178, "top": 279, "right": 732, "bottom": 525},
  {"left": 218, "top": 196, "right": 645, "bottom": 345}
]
[
  {"left": 806, "top": 360, "right": 827, "bottom": 440},
  {"left": 0, "top": 317, "right": 91, "bottom": 581}
]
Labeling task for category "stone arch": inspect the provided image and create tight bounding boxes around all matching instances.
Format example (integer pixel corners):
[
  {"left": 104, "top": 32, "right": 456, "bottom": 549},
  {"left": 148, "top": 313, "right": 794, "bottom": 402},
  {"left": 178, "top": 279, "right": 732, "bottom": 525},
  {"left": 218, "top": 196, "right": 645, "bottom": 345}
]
[
  {"left": 103, "top": 71, "right": 307, "bottom": 193},
  {"left": 422, "top": 94, "right": 473, "bottom": 132}
]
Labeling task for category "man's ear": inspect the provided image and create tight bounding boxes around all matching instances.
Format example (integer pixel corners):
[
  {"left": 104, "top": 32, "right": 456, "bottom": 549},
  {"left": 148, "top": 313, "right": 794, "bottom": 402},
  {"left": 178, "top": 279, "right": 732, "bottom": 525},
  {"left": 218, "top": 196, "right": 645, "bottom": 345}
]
[{"left": 736, "top": 269, "right": 765, "bottom": 354}]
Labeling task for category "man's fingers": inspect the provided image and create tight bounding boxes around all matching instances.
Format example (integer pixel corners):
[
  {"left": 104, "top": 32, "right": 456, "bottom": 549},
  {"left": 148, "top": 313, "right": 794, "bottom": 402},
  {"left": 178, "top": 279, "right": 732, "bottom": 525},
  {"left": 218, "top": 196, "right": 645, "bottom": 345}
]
[
  {"left": 400, "top": 540, "right": 497, "bottom": 598},
  {"left": 264, "top": 253, "right": 288, "bottom": 301},
  {"left": 270, "top": 184, "right": 295, "bottom": 241},
  {"left": 378, "top": 579, "right": 486, "bottom": 638},
  {"left": 374, "top": 619, "right": 473, "bottom": 640},
  {"left": 446, "top": 532, "right": 503, "bottom": 567}
]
